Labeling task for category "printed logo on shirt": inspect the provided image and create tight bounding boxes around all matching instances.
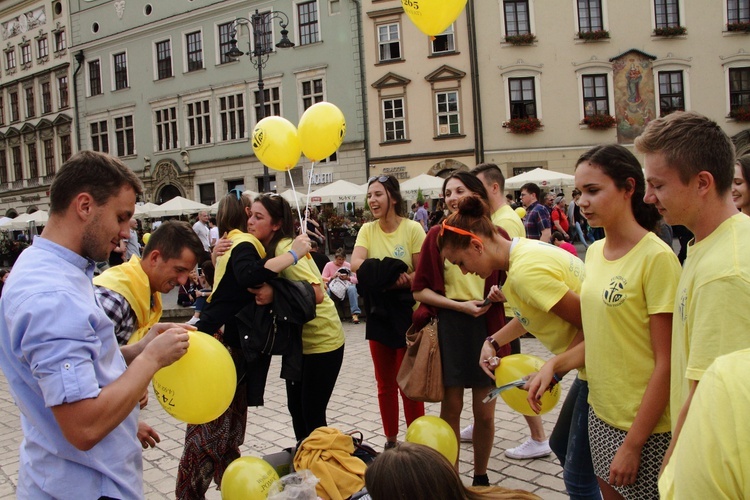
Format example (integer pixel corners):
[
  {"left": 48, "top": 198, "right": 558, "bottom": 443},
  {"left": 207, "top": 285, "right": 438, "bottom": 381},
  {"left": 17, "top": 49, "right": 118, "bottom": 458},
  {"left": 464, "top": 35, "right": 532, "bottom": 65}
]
[
  {"left": 393, "top": 245, "right": 406, "bottom": 258},
  {"left": 678, "top": 287, "right": 688, "bottom": 323},
  {"left": 513, "top": 308, "right": 530, "bottom": 328},
  {"left": 602, "top": 275, "right": 627, "bottom": 307}
]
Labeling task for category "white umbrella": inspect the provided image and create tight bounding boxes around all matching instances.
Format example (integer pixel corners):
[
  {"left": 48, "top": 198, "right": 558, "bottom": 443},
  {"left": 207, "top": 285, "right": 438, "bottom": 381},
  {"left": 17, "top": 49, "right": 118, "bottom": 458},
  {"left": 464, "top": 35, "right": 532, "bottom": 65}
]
[
  {"left": 399, "top": 174, "right": 445, "bottom": 199},
  {"left": 133, "top": 202, "right": 159, "bottom": 219},
  {"left": 8, "top": 210, "right": 49, "bottom": 230},
  {"left": 0, "top": 216, "right": 12, "bottom": 229},
  {"left": 149, "top": 196, "right": 209, "bottom": 217},
  {"left": 279, "top": 189, "right": 308, "bottom": 206},
  {"left": 504, "top": 168, "right": 576, "bottom": 190},
  {"left": 308, "top": 180, "right": 366, "bottom": 204}
]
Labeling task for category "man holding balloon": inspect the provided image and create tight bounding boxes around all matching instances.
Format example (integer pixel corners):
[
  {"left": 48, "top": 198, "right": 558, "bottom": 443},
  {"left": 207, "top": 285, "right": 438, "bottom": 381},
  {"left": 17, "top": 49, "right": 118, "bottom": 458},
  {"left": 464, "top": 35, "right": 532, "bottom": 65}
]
[{"left": 0, "top": 151, "right": 193, "bottom": 499}]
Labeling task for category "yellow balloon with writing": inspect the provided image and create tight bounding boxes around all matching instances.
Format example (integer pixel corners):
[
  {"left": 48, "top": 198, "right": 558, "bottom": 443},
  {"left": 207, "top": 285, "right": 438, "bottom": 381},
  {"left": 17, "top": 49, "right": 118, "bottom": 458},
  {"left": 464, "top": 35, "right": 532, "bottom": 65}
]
[
  {"left": 297, "top": 101, "right": 346, "bottom": 162},
  {"left": 252, "top": 116, "right": 302, "bottom": 172},
  {"left": 401, "top": 0, "right": 468, "bottom": 36},
  {"left": 405, "top": 415, "right": 458, "bottom": 463},
  {"left": 221, "top": 457, "right": 280, "bottom": 500},
  {"left": 495, "top": 354, "right": 561, "bottom": 416},
  {"left": 142, "top": 232, "right": 151, "bottom": 245},
  {"left": 514, "top": 207, "right": 526, "bottom": 219},
  {"left": 152, "top": 331, "right": 236, "bottom": 424}
]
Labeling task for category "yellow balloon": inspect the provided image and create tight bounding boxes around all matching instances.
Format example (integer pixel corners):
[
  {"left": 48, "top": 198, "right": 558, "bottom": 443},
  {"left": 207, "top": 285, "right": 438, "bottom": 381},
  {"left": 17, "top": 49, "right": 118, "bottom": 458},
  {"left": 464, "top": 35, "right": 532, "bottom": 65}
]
[
  {"left": 297, "top": 102, "right": 346, "bottom": 162},
  {"left": 405, "top": 416, "right": 458, "bottom": 463},
  {"left": 221, "top": 457, "right": 280, "bottom": 500},
  {"left": 152, "top": 331, "right": 237, "bottom": 424},
  {"left": 252, "top": 116, "right": 302, "bottom": 172},
  {"left": 142, "top": 232, "right": 151, "bottom": 245},
  {"left": 514, "top": 207, "right": 527, "bottom": 219},
  {"left": 401, "top": 0, "right": 468, "bottom": 36},
  {"left": 494, "top": 354, "right": 561, "bottom": 416}
]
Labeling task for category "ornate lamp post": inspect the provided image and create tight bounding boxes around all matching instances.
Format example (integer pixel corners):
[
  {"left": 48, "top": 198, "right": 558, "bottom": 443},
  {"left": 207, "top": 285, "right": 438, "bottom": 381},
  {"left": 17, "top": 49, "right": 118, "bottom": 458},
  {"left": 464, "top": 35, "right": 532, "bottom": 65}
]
[{"left": 225, "top": 9, "right": 295, "bottom": 192}]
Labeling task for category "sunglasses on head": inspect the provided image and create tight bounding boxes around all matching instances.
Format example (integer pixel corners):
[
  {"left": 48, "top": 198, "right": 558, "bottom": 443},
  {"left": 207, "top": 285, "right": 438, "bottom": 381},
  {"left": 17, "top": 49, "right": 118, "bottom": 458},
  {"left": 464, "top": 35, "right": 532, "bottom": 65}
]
[
  {"left": 439, "top": 220, "right": 483, "bottom": 244},
  {"left": 368, "top": 175, "right": 390, "bottom": 185},
  {"left": 228, "top": 188, "right": 243, "bottom": 200}
]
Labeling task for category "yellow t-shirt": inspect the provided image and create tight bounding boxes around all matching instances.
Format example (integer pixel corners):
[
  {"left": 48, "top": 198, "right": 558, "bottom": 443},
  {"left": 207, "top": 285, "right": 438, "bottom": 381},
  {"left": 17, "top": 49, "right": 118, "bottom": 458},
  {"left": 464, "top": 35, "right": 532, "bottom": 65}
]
[
  {"left": 444, "top": 263, "right": 484, "bottom": 301},
  {"left": 354, "top": 218, "right": 425, "bottom": 271},
  {"left": 659, "top": 348, "right": 750, "bottom": 499},
  {"left": 504, "top": 238, "right": 584, "bottom": 356},
  {"left": 492, "top": 204, "right": 525, "bottom": 318},
  {"left": 276, "top": 239, "right": 345, "bottom": 355},
  {"left": 583, "top": 233, "right": 680, "bottom": 433},
  {"left": 670, "top": 213, "right": 750, "bottom": 429}
]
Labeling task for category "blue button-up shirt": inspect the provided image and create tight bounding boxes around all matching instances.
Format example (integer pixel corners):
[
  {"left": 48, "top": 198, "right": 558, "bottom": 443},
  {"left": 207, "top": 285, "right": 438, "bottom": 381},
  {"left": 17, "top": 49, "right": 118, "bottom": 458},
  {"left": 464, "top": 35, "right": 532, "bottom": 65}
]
[{"left": 0, "top": 237, "right": 142, "bottom": 499}]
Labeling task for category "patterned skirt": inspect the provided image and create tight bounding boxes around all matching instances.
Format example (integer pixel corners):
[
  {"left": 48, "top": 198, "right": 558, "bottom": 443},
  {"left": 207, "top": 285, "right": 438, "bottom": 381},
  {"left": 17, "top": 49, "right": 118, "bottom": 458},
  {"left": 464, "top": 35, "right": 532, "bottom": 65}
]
[{"left": 588, "top": 407, "right": 670, "bottom": 500}]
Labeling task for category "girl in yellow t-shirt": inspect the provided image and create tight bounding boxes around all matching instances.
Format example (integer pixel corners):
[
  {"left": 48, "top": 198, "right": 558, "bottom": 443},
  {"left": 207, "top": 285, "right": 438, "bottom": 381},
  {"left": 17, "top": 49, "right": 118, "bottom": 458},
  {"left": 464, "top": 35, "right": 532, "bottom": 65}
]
[
  {"left": 529, "top": 144, "right": 680, "bottom": 499},
  {"left": 351, "top": 175, "right": 426, "bottom": 450}
]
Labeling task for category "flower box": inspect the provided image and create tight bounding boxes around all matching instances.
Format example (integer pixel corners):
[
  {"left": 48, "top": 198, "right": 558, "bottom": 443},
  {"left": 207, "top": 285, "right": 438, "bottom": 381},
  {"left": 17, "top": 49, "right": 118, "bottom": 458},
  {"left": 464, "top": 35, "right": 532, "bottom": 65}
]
[
  {"left": 504, "top": 117, "right": 542, "bottom": 134},
  {"left": 504, "top": 33, "right": 536, "bottom": 45},
  {"left": 727, "top": 21, "right": 750, "bottom": 33},
  {"left": 577, "top": 29, "right": 610, "bottom": 41},
  {"left": 730, "top": 106, "right": 750, "bottom": 122},
  {"left": 582, "top": 114, "right": 616, "bottom": 130},
  {"left": 653, "top": 26, "right": 687, "bottom": 37}
]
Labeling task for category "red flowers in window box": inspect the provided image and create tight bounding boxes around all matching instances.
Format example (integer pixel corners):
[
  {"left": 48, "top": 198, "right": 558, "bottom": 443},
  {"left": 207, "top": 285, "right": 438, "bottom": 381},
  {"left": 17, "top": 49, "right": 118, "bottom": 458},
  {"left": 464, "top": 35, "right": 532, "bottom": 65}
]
[
  {"left": 577, "top": 29, "right": 610, "bottom": 41},
  {"left": 504, "top": 117, "right": 542, "bottom": 134},
  {"left": 727, "top": 22, "right": 750, "bottom": 32},
  {"left": 504, "top": 33, "right": 537, "bottom": 45},
  {"left": 582, "top": 114, "right": 616, "bottom": 130},
  {"left": 730, "top": 106, "right": 750, "bottom": 122},
  {"left": 653, "top": 26, "right": 687, "bottom": 37}
]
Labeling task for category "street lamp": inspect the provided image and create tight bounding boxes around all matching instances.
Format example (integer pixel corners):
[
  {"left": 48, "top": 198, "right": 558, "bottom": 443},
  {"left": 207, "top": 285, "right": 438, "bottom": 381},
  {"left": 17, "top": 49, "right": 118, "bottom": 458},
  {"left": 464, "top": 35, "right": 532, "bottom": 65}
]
[{"left": 225, "top": 9, "right": 295, "bottom": 192}]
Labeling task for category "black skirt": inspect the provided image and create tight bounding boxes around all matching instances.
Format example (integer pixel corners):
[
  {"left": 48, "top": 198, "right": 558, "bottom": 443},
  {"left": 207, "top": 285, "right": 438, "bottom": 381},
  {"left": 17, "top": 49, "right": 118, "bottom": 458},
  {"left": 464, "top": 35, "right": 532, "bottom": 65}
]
[{"left": 437, "top": 308, "right": 494, "bottom": 388}]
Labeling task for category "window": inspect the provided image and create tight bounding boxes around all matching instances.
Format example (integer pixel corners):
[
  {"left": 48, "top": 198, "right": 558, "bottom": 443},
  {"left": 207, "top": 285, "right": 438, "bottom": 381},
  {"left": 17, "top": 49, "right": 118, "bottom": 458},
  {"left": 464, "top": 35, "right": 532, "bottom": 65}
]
[
  {"left": 504, "top": 0, "right": 531, "bottom": 36},
  {"left": 28, "top": 143, "right": 38, "bottom": 179},
  {"left": 0, "top": 150, "right": 6, "bottom": 184},
  {"left": 9, "top": 92, "right": 19, "bottom": 122},
  {"left": 186, "top": 99, "right": 212, "bottom": 146},
  {"left": 728, "top": 0, "right": 750, "bottom": 24},
  {"left": 199, "top": 183, "right": 216, "bottom": 205},
  {"left": 254, "top": 13, "right": 273, "bottom": 54},
  {"left": 509, "top": 77, "right": 537, "bottom": 118},
  {"left": 155, "top": 40, "right": 172, "bottom": 79},
  {"left": 113, "top": 52, "right": 128, "bottom": 90},
  {"left": 155, "top": 106, "right": 179, "bottom": 151},
  {"left": 436, "top": 91, "right": 460, "bottom": 135},
  {"left": 578, "top": 0, "right": 603, "bottom": 32},
  {"left": 90, "top": 120, "right": 109, "bottom": 153},
  {"left": 12, "top": 146, "right": 22, "bottom": 181},
  {"left": 41, "top": 82, "right": 52, "bottom": 113},
  {"left": 43, "top": 138, "right": 55, "bottom": 176},
  {"left": 378, "top": 24, "right": 401, "bottom": 62},
  {"left": 37, "top": 37, "right": 48, "bottom": 59},
  {"left": 432, "top": 25, "right": 455, "bottom": 54},
  {"left": 218, "top": 22, "right": 235, "bottom": 64},
  {"left": 5, "top": 49, "right": 16, "bottom": 71},
  {"left": 383, "top": 97, "right": 405, "bottom": 141},
  {"left": 219, "top": 93, "right": 246, "bottom": 141},
  {"left": 254, "top": 86, "right": 281, "bottom": 121},
  {"left": 301, "top": 78, "right": 324, "bottom": 109},
  {"left": 115, "top": 115, "right": 135, "bottom": 156},
  {"left": 21, "top": 44, "right": 32, "bottom": 66},
  {"left": 729, "top": 67, "right": 750, "bottom": 112},
  {"left": 186, "top": 31, "right": 203, "bottom": 72},
  {"left": 88, "top": 60, "right": 102, "bottom": 96},
  {"left": 582, "top": 74, "right": 610, "bottom": 115},
  {"left": 298, "top": 1, "right": 320, "bottom": 45},
  {"left": 658, "top": 71, "right": 685, "bottom": 116},
  {"left": 25, "top": 87, "right": 35, "bottom": 118},
  {"left": 54, "top": 30, "right": 66, "bottom": 52},
  {"left": 59, "top": 135, "right": 72, "bottom": 163},
  {"left": 654, "top": 0, "right": 680, "bottom": 28},
  {"left": 58, "top": 76, "right": 69, "bottom": 108}
]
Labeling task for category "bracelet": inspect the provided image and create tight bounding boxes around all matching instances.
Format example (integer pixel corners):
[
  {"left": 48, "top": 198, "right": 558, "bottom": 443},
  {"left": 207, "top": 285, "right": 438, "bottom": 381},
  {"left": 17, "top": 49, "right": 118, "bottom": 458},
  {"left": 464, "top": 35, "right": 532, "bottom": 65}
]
[
  {"left": 485, "top": 336, "right": 502, "bottom": 355},
  {"left": 549, "top": 373, "right": 563, "bottom": 390},
  {"left": 288, "top": 249, "right": 299, "bottom": 265}
]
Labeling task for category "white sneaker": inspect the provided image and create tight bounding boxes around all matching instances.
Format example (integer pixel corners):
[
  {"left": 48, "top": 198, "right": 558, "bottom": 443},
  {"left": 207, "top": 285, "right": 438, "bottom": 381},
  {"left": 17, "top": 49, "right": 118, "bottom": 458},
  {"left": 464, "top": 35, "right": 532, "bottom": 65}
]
[
  {"left": 460, "top": 424, "right": 474, "bottom": 443},
  {"left": 504, "top": 438, "right": 551, "bottom": 459}
]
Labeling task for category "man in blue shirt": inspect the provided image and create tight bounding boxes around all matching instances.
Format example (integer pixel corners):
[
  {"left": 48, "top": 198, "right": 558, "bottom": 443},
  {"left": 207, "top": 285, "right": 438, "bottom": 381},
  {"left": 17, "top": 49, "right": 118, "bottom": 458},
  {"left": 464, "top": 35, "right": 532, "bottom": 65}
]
[
  {"left": 0, "top": 151, "right": 192, "bottom": 499},
  {"left": 520, "top": 182, "right": 552, "bottom": 242}
]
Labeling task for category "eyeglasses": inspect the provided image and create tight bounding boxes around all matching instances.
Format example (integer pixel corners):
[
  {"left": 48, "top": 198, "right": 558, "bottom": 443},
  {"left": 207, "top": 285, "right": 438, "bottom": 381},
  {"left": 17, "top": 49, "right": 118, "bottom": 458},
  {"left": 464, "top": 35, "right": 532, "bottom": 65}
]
[
  {"left": 439, "top": 220, "right": 483, "bottom": 243},
  {"left": 368, "top": 175, "right": 390, "bottom": 184}
]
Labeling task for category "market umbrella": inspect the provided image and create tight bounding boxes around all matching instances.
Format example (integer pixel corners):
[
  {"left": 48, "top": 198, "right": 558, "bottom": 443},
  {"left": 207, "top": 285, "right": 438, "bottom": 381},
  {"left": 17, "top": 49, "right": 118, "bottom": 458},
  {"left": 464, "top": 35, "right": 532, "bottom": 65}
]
[
  {"left": 148, "top": 196, "right": 209, "bottom": 217},
  {"left": 504, "top": 168, "right": 575, "bottom": 190},
  {"left": 308, "top": 180, "right": 366, "bottom": 204},
  {"left": 399, "top": 174, "right": 445, "bottom": 199},
  {"left": 7, "top": 210, "right": 49, "bottom": 230},
  {"left": 134, "top": 202, "right": 160, "bottom": 219}
]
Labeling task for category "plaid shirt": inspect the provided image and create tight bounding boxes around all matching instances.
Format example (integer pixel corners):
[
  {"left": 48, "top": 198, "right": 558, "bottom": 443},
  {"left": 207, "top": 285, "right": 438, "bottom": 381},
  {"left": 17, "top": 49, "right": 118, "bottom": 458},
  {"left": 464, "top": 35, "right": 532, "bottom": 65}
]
[
  {"left": 524, "top": 201, "right": 552, "bottom": 240},
  {"left": 95, "top": 286, "right": 137, "bottom": 345}
]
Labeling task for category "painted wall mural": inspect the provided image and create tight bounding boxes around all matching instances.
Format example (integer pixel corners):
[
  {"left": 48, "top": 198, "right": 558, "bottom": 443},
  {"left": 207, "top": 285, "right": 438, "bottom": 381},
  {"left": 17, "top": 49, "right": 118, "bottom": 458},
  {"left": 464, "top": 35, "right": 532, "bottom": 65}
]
[{"left": 612, "top": 50, "right": 657, "bottom": 144}]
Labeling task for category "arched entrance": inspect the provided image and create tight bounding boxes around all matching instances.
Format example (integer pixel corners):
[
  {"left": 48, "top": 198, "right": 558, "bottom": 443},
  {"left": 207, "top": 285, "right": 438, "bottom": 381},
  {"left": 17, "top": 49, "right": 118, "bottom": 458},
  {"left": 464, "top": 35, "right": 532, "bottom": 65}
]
[
  {"left": 5, "top": 209, "right": 18, "bottom": 218},
  {"left": 427, "top": 159, "right": 470, "bottom": 178},
  {"left": 156, "top": 184, "right": 181, "bottom": 204}
]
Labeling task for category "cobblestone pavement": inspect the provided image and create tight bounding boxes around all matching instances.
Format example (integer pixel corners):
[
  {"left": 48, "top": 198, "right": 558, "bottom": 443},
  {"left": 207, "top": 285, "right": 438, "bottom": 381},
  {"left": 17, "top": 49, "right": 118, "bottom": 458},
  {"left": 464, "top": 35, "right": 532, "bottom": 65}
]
[{"left": 0, "top": 295, "right": 572, "bottom": 499}]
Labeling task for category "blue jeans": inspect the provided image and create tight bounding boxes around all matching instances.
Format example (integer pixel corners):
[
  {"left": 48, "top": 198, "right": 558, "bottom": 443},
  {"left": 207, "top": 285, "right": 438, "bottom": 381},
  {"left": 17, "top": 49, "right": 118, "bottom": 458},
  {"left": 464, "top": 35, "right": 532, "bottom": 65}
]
[
  {"left": 549, "top": 377, "right": 601, "bottom": 500},
  {"left": 328, "top": 285, "right": 361, "bottom": 315},
  {"left": 572, "top": 222, "right": 595, "bottom": 248}
]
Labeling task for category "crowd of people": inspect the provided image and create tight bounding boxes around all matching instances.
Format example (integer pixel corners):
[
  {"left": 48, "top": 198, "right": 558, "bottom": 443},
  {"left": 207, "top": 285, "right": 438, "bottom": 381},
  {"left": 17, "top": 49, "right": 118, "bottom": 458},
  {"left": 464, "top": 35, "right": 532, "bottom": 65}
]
[{"left": 0, "top": 110, "right": 749, "bottom": 499}]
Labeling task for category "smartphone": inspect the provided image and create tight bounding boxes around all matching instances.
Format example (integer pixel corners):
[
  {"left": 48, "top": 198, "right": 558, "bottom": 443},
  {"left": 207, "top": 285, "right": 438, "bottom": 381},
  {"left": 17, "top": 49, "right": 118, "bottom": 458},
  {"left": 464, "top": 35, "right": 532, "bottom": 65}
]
[{"left": 481, "top": 297, "right": 491, "bottom": 307}]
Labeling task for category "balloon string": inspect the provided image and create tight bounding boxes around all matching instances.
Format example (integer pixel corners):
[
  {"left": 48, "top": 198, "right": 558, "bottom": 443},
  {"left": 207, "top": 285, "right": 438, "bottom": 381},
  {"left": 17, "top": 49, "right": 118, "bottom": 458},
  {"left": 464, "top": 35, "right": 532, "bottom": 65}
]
[
  {"left": 287, "top": 170, "right": 305, "bottom": 235},
  {"left": 303, "top": 161, "right": 317, "bottom": 233}
]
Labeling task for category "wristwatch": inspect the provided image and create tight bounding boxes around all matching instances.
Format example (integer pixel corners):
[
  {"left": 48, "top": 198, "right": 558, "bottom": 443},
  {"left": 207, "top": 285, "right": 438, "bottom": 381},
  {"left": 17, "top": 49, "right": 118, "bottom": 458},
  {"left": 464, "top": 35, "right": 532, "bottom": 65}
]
[{"left": 485, "top": 336, "right": 502, "bottom": 355}]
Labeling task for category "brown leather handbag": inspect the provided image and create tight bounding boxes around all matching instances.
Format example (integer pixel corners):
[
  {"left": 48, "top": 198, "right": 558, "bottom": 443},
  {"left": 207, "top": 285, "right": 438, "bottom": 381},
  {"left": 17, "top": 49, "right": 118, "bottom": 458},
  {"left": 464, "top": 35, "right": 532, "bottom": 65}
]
[{"left": 397, "top": 318, "right": 443, "bottom": 402}]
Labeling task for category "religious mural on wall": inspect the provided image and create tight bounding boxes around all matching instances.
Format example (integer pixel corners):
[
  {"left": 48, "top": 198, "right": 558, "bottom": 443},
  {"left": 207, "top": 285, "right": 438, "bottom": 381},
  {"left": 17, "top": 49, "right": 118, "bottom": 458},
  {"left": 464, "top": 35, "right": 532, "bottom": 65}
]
[{"left": 612, "top": 50, "right": 657, "bottom": 144}]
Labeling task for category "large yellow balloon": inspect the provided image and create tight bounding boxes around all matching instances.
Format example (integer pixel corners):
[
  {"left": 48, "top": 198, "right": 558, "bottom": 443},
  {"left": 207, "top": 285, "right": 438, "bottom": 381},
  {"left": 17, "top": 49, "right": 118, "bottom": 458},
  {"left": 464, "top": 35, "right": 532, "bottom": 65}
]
[
  {"left": 142, "top": 232, "right": 151, "bottom": 245},
  {"left": 297, "top": 102, "right": 346, "bottom": 162},
  {"left": 405, "top": 416, "right": 458, "bottom": 463},
  {"left": 252, "top": 116, "right": 302, "bottom": 172},
  {"left": 401, "top": 0, "right": 468, "bottom": 36},
  {"left": 152, "top": 331, "right": 236, "bottom": 424},
  {"left": 221, "top": 457, "right": 280, "bottom": 500},
  {"left": 514, "top": 207, "right": 526, "bottom": 219},
  {"left": 495, "top": 354, "right": 561, "bottom": 416}
]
